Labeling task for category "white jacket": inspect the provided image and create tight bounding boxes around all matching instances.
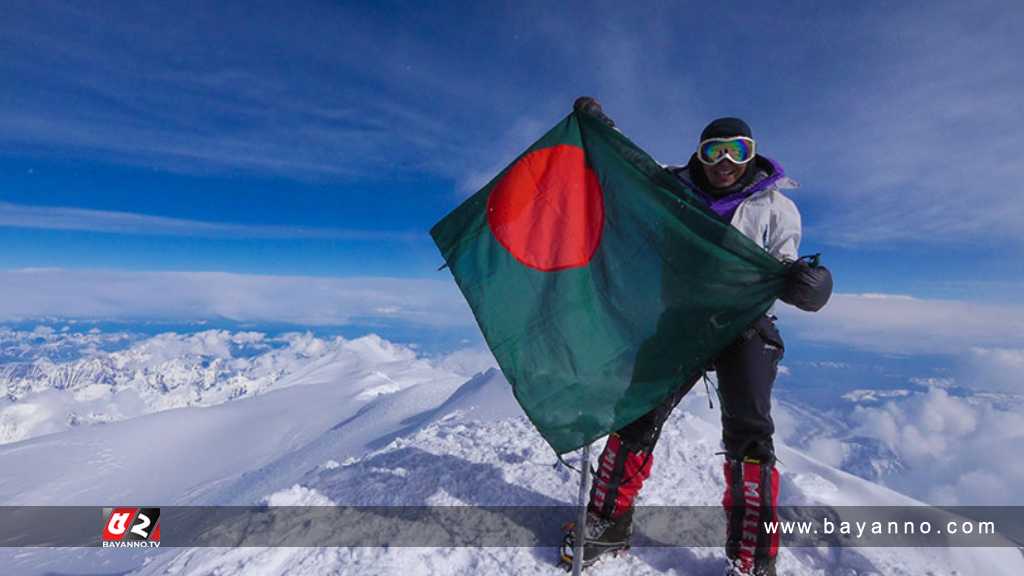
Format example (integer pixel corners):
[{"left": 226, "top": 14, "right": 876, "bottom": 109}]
[{"left": 731, "top": 185, "right": 802, "bottom": 263}]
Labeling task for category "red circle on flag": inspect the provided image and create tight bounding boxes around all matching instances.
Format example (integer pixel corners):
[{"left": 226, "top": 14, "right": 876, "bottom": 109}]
[{"left": 486, "top": 144, "right": 604, "bottom": 272}]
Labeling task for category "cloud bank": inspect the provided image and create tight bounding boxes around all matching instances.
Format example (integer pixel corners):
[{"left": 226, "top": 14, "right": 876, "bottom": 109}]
[
  {"left": 4, "top": 267, "right": 1024, "bottom": 377},
  {"left": 851, "top": 388, "right": 1024, "bottom": 505},
  {"left": 0, "top": 269, "right": 472, "bottom": 328},
  {"left": 0, "top": 202, "right": 420, "bottom": 241},
  {"left": 780, "top": 293, "right": 1024, "bottom": 356}
]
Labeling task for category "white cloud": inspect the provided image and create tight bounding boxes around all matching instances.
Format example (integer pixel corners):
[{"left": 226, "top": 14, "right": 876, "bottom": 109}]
[
  {"left": 842, "top": 389, "right": 911, "bottom": 403},
  {"left": 806, "top": 437, "right": 848, "bottom": 468},
  {"left": 808, "top": 361, "right": 850, "bottom": 369},
  {"left": 960, "top": 347, "right": 1024, "bottom": 393},
  {"left": 908, "top": 377, "right": 955, "bottom": 389},
  {"left": 0, "top": 268, "right": 473, "bottom": 327},
  {"left": 780, "top": 293, "right": 1024, "bottom": 355},
  {"left": 263, "top": 485, "right": 336, "bottom": 507},
  {"left": 436, "top": 347, "right": 498, "bottom": 378},
  {"left": 850, "top": 388, "right": 1024, "bottom": 505},
  {"left": 781, "top": 292, "right": 1024, "bottom": 394},
  {"left": 0, "top": 202, "right": 420, "bottom": 241}
]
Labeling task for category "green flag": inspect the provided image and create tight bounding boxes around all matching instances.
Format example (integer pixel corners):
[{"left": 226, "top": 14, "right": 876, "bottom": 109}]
[{"left": 431, "top": 111, "right": 786, "bottom": 455}]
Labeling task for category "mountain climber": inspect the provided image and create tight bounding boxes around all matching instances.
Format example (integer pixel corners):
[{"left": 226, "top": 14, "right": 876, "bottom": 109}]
[{"left": 563, "top": 97, "right": 833, "bottom": 576}]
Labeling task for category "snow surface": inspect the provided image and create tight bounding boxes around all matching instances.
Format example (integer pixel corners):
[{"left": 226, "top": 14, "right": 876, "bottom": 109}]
[
  {"left": 1, "top": 332, "right": 1020, "bottom": 575},
  {"left": 0, "top": 330, "right": 439, "bottom": 445}
]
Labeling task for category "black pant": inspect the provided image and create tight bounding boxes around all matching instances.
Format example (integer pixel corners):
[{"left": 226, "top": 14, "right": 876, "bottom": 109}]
[{"left": 617, "top": 315, "right": 785, "bottom": 461}]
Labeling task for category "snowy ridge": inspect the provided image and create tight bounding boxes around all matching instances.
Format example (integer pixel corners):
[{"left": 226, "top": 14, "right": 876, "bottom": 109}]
[
  {"left": 133, "top": 383, "right": 1022, "bottom": 576},
  {"left": 0, "top": 325, "right": 133, "bottom": 364},
  {"left": 0, "top": 329, "right": 444, "bottom": 444},
  {"left": 0, "top": 334, "right": 1019, "bottom": 575}
]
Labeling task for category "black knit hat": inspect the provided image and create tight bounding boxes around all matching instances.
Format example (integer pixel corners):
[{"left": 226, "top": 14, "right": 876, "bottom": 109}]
[{"left": 700, "top": 117, "right": 752, "bottom": 141}]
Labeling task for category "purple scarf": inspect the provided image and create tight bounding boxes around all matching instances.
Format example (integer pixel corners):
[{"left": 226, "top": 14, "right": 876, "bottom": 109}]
[{"left": 691, "top": 156, "right": 785, "bottom": 222}]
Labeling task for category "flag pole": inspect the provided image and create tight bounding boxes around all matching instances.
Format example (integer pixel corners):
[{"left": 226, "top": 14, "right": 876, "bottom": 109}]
[{"left": 572, "top": 442, "right": 591, "bottom": 576}]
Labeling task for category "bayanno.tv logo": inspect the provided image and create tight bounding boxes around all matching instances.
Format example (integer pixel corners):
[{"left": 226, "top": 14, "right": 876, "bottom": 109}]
[{"left": 102, "top": 507, "right": 161, "bottom": 548}]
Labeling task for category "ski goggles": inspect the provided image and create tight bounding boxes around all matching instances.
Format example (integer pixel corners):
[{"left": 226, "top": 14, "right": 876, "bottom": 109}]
[{"left": 697, "top": 136, "right": 756, "bottom": 166}]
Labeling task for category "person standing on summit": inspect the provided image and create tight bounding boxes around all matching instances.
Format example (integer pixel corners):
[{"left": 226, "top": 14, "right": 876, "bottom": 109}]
[{"left": 562, "top": 97, "right": 833, "bottom": 576}]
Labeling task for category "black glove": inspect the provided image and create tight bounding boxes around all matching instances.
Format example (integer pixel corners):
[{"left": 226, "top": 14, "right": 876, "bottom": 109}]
[
  {"left": 780, "top": 255, "right": 833, "bottom": 312},
  {"left": 573, "top": 96, "right": 615, "bottom": 128}
]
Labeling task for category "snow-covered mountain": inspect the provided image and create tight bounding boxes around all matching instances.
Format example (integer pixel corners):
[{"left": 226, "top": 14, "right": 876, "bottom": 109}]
[
  {"left": 0, "top": 328, "right": 474, "bottom": 445},
  {"left": 1, "top": 330, "right": 1020, "bottom": 575}
]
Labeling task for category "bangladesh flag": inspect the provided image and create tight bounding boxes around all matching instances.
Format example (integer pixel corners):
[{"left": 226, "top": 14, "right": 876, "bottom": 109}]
[{"left": 431, "top": 110, "right": 786, "bottom": 455}]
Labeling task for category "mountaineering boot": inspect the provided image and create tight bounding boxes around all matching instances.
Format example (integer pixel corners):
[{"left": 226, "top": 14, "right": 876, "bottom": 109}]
[
  {"left": 722, "top": 456, "right": 780, "bottom": 576},
  {"left": 558, "top": 433, "right": 653, "bottom": 570},
  {"left": 559, "top": 508, "right": 633, "bottom": 571},
  {"left": 724, "top": 557, "right": 777, "bottom": 576}
]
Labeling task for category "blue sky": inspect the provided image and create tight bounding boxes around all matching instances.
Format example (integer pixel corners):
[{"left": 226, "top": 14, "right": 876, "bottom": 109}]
[
  {"left": 1, "top": 1, "right": 1023, "bottom": 347},
  {"left": 3, "top": 1, "right": 1024, "bottom": 507}
]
